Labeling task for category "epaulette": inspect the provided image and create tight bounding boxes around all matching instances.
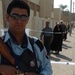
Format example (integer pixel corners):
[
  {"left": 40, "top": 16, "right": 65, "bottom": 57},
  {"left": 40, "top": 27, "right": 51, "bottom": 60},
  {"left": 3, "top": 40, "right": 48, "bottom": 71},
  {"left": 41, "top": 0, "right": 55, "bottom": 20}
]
[
  {"left": 28, "top": 36, "right": 44, "bottom": 52},
  {"left": 35, "top": 39, "right": 44, "bottom": 51}
]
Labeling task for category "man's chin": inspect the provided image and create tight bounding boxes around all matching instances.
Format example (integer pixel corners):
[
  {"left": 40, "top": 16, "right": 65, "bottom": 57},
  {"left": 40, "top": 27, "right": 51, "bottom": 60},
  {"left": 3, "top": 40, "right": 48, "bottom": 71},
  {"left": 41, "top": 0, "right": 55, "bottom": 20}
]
[{"left": 15, "top": 30, "right": 25, "bottom": 34}]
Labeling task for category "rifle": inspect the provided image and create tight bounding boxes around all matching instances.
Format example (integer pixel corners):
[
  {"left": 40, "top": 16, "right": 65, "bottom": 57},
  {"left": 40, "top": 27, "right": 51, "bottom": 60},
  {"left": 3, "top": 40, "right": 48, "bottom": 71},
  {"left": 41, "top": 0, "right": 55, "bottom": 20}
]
[{"left": 0, "top": 37, "right": 15, "bottom": 65}]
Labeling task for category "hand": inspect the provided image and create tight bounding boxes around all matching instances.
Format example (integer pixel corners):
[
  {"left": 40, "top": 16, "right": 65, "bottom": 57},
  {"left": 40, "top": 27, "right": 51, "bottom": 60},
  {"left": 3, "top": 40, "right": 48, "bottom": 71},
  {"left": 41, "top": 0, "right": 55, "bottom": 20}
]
[
  {"left": 25, "top": 72, "right": 44, "bottom": 75},
  {"left": 0, "top": 65, "right": 16, "bottom": 75},
  {"left": 25, "top": 72, "right": 38, "bottom": 75}
]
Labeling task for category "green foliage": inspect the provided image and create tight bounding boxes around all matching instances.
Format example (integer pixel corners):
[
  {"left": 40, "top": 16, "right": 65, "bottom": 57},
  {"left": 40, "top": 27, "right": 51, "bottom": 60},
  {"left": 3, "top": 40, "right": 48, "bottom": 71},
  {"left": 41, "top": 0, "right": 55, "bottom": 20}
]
[
  {"left": 59, "top": 4, "right": 68, "bottom": 11},
  {"left": 59, "top": 4, "right": 70, "bottom": 16}
]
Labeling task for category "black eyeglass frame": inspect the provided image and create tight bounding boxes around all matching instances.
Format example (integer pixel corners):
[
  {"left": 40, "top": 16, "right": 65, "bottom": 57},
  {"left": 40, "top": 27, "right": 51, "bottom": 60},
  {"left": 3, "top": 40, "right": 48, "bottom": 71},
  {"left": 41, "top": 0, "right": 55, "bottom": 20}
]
[{"left": 9, "top": 13, "right": 29, "bottom": 21}]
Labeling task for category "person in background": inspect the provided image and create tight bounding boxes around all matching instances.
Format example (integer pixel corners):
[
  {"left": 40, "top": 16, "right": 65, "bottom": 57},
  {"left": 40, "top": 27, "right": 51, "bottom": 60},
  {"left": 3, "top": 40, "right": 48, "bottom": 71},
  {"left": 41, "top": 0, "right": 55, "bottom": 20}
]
[
  {"left": 51, "top": 22, "right": 63, "bottom": 54},
  {"left": 59, "top": 20, "right": 66, "bottom": 41},
  {"left": 0, "top": 0, "right": 52, "bottom": 75},
  {"left": 40, "top": 22, "right": 53, "bottom": 56},
  {"left": 63, "top": 23, "right": 68, "bottom": 41}
]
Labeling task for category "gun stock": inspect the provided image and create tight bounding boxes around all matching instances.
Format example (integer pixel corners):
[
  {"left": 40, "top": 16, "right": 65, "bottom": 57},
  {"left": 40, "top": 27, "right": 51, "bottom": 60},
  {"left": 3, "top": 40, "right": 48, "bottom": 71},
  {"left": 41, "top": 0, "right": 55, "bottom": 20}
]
[{"left": 0, "top": 37, "right": 15, "bottom": 65}]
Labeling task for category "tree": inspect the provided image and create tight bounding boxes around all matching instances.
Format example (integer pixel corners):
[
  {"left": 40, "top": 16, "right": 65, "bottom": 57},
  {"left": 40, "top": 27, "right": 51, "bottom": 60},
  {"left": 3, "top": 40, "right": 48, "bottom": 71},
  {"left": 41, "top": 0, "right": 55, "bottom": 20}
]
[
  {"left": 59, "top": 4, "right": 70, "bottom": 23},
  {"left": 59, "top": 4, "right": 70, "bottom": 16},
  {"left": 59, "top": 4, "right": 68, "bottom": 11}
]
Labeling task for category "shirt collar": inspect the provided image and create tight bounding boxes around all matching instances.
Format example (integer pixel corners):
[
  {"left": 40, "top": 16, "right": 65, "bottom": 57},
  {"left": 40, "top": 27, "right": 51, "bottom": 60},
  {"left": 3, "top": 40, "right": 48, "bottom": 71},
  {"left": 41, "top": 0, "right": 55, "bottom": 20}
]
[
  {"left": 27, "top": 38, "right": 33, "bottom": 52},
  {"left": 4, "top": 31, "right": 33, "bottom": 52},
  {"left": 4, "top": 32, "right": 11, "bottom": 42}
]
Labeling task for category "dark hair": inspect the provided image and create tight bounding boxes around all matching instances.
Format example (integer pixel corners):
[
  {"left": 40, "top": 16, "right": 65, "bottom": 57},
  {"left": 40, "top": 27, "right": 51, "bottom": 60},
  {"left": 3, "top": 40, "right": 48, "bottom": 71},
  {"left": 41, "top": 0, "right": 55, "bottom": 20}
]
[{"left": 7, "top": 0, "right": 30, "bottom": 17}]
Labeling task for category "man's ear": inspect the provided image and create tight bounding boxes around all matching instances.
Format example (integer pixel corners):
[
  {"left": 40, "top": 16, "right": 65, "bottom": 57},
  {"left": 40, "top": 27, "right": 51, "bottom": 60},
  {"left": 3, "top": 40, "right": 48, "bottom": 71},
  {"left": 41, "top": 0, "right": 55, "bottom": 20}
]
[{"left": 6, "top": 14, "right": 10, "bottom": 22}]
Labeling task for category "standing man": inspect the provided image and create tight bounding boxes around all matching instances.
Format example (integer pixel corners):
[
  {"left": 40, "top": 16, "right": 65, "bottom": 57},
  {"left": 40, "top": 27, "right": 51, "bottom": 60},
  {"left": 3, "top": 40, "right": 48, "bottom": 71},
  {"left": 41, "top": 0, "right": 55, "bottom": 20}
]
[
  {"left": 59, "top": 20, "right": 66, "bottom": 41},
  {"left": 0, "top": 0, "right": 52, "bottom": 75},
  {"left": 40, "top": 22, "right": 53, "bottom": 55}
]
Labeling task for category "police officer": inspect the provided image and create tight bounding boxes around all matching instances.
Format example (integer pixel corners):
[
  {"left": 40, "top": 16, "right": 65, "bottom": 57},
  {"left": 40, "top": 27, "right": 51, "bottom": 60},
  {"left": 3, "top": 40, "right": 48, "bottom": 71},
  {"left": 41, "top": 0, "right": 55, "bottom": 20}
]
[{"left": 0, "top": 0, "right": 52, "bottom": 75}]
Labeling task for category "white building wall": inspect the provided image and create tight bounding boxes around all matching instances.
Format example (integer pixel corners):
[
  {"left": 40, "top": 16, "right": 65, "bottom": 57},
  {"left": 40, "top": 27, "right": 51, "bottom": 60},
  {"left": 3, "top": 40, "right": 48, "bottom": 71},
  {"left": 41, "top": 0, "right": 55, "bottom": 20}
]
[
  {"left": 27, "top": 9, "right": 41, "bottom": 38},
  {"left": 26, "top": 9, "right": 34, "bottom": 29},
  {"left": 33, "top": 17, "right": 43, "bottom": 39}
]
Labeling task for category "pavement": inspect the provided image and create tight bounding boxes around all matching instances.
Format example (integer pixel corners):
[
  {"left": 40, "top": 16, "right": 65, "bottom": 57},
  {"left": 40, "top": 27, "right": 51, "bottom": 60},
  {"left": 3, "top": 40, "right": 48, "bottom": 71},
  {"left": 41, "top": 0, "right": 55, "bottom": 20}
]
[{"left": 50, "top": 28, "right": 75, "bottom": 75}]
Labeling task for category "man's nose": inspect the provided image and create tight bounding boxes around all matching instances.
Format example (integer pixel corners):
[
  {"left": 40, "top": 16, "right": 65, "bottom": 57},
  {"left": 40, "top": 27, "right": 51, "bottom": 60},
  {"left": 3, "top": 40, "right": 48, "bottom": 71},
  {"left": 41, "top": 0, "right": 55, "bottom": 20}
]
[{"left": 17, "top": 18, "right": 23, "bottom": 23}]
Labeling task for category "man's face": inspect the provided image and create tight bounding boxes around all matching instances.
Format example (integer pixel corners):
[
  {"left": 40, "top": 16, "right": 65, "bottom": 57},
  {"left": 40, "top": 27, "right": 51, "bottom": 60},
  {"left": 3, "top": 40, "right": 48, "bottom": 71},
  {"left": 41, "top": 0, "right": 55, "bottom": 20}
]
[
  {"left": 6, "top": 8, "right": 29, "bottom": 34},
  {"left": 46, "top": 22, "right": 49, "bottom": 27}
]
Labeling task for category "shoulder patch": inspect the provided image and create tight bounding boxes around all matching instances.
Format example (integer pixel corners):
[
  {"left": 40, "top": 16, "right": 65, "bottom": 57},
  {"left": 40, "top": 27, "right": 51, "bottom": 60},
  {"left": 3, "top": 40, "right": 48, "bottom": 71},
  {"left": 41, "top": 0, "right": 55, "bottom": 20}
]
[{"left": 35, "top": 40, "right": 44, "bottom": 51}]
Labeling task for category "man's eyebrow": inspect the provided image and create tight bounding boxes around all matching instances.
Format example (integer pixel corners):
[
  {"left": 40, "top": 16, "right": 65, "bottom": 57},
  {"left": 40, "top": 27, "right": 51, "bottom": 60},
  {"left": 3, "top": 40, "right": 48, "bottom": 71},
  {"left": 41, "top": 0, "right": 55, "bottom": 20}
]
[
  {"left": 11, "top": 13, "right": 28, "bottom": 16},
  {"left": 11, "top": 13, "right": 19, "bottom": 15}
]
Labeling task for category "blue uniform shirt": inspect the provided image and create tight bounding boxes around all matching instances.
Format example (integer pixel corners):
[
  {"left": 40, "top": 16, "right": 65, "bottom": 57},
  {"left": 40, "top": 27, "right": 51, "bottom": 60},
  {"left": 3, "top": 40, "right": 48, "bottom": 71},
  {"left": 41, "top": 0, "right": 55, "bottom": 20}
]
[{"left": 3, "top": 32, "right": 52, "bottom": 75}]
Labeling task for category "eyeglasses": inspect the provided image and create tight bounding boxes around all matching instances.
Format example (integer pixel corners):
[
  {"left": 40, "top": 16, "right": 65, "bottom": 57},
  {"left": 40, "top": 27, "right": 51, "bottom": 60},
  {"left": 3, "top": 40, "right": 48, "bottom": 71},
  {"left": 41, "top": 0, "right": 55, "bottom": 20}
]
[{"left": 9, "top": 13, "right": 29, "bottom": 21}]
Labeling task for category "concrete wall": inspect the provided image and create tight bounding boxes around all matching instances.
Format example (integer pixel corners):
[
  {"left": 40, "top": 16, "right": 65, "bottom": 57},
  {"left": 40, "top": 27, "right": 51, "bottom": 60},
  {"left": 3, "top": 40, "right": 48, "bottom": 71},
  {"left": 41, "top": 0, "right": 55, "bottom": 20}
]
[
  {"left": 2, "top": 0, "right": 12, "bottom": 27},
  {"left": 0, "top": 0, "right": 3, "bottom": 29},
  {"left": 40, "top": 0, "right": 54, "bottom": 18},
  {"left": 54, "top": 8, "right": 62, "bottom": 22},
  {"left": 0, "top": 0, "right": 4, "bottom": 36},
  {"left": 39, "top": 0, "right": 55, "bottom": 30}
]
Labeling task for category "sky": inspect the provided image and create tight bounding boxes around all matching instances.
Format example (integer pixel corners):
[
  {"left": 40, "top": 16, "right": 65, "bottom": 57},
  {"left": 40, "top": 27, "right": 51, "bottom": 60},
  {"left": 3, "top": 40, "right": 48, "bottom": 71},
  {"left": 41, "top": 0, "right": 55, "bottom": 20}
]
[{"left": 54, "top": 0, "right": 75, "bottom": 12}]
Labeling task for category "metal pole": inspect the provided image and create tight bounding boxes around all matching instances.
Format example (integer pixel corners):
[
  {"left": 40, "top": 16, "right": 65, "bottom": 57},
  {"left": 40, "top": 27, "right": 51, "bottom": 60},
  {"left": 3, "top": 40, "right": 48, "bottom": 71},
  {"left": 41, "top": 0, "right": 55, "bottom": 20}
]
[
  {"left": 69, "top": 0, "right": 72, "bottom": 36},
  {"left": 73, "top": 2, "right": 74, "bottom": 13},
  {"left": 73, "top": 2, "right": 74, "bottom": 28}
]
